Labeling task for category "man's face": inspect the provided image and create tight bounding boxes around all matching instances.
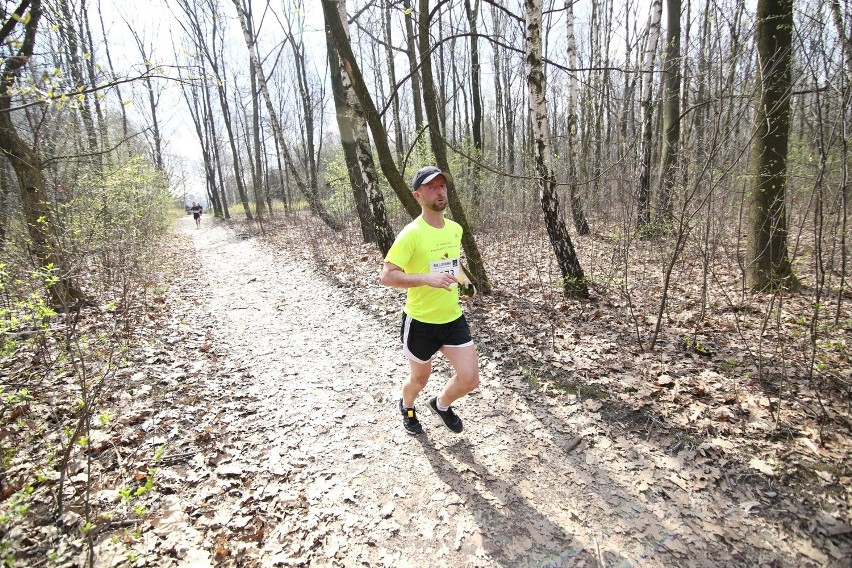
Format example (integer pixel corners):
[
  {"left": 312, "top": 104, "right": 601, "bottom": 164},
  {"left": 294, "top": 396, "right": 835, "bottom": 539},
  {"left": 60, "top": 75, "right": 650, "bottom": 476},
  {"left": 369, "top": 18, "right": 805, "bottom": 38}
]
[{"left": 415, "top": 175, "right": 448, "bottom": 212}]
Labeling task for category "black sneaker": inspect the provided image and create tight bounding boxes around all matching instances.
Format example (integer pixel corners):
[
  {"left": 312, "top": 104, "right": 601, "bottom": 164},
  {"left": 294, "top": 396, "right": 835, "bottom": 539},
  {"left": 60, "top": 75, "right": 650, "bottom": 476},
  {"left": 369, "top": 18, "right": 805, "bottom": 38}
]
[
  {"left": 399, "top": 399, "right": 423, "bottom": 435},
  {"left": 428, "top": 396, "right": 463, "bottom": 433}
]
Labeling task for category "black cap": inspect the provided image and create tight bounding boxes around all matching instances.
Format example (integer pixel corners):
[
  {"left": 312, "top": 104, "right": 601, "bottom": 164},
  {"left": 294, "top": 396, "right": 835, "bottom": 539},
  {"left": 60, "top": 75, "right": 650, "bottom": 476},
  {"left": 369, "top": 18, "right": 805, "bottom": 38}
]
[{"left": 411, "top": 166, "right": 452, "bottom": 191}]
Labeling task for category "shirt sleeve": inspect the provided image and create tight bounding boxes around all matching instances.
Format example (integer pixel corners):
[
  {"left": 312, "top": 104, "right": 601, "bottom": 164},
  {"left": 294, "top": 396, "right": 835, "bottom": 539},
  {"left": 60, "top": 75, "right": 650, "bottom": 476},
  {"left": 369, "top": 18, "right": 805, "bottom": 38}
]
[{"left": 384, "top": 228, "right": 414, "bottom": 272}]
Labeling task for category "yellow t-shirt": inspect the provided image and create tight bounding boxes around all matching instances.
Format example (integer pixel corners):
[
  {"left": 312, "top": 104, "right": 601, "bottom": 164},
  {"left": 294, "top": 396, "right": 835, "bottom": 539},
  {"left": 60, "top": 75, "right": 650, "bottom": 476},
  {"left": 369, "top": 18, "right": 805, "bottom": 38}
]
[{"left": 384, "top": 216, "right": 464, "bottom": 324}]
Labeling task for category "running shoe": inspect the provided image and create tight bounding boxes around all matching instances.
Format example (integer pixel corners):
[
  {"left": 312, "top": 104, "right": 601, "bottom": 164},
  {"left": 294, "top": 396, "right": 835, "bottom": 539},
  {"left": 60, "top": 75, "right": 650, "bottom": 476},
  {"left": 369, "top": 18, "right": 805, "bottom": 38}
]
[
  {"left": 399, "top": 398, "right": 423, "bottom": 435},
  {"left": 428, "top": 396, "right": 463, "bottom": 433}
]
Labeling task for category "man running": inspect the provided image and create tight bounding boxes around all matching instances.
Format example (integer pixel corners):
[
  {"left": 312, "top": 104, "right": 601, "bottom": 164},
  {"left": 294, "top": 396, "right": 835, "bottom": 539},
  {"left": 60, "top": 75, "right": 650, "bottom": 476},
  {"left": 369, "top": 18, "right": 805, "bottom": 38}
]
[
  {"left": 190, "top": 202, "right": 203, "bottom": 228},
  {"left": 380, "top": 166, "right": 480, "bottom": 435}
]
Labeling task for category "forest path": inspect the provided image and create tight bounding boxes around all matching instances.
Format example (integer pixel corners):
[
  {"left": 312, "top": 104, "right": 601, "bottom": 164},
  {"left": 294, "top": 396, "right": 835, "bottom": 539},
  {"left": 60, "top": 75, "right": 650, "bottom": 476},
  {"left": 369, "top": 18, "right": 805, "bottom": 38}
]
[{"left": 139, "top": 215, "right": 822, "bottom": 567}]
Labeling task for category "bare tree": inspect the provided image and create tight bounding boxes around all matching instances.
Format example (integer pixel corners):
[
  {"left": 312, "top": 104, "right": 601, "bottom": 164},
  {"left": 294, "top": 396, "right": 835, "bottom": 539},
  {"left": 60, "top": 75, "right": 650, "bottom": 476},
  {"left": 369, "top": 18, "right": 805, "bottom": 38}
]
[
  {"left": 242, "top": 0, "right": 267, "bottom": 220},
  {"left": 124, "top": 24, "right": 165, "bottom": 172},
  {"left": 464, "top": 0, "right": 483, "bottom": 209},
  {"left": 57, "top": 0, "right": 99, "bottom": 161},
  {"left": 383, "top": 4, "right": 404, "bottom": 162},
  {"left": 564, "top": 0, "right": 590, "bottom": 235},
  {"left": 657, "top": 0, "right": 681, "bottom": 227},
  {"left": 321, "top": 0, "right": 420, "bottom": 218},
  {"left": 327, "top": 29, "right": 376, "bottom": 244},
  {"left": 831, "top": 0, "right": 851, "bottom": 318},
  {"left": 96, "top": 0, "right": 129, "bottom": 144},
  {"left": 417, "top": 0, "right": 491, "bottom": 293},
  {"left": 745, "top": 0, "right": 798, "bottom": 290},
  {"left": 636, "top": 0, "right": 663, "bottom": 232},
  {"left": 79, "top": 0, "right": 108, "bottom": 157},
  {"left": 201, "top": 57, "right": 231, "bottom": 219},
  {"left": 326, "top": 0, "right": 395, "bottom": 254},
  {"left": 282, "top": 5, "right": 322, "bottom": 210},
  {"left": 231, "top": 0, "right": 340, "bottom": 230},
  {"left": 0, "top": 0, "right": 83, "bottom": 307},
  {"left": 524, "top": 0, "right": 588, "bottom": 298},
  {"left": 403, "top": 0, "right": 424, "bottom": 133},
  {"left": 175, "top": 48, "right": 224, "bottom": 217},
  {"left": 176, "top": 0, "right": 253, "bottom": 219}
]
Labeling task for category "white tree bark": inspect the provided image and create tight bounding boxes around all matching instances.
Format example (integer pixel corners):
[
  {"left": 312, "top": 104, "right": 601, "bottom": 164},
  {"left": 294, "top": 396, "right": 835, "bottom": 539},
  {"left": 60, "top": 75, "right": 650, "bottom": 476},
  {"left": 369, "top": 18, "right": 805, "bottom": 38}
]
[
  {"left": 637, "top": 0, "right": 664, "bottom": 230},
  {"left": 525, "top": 0, "right": 588, "bottom": 298},
  {"left": 564, "top": 0, "right": 590, "bottom": 235},
  {"left": 335, "top": 0, "right": 394, "bottom": 254}
]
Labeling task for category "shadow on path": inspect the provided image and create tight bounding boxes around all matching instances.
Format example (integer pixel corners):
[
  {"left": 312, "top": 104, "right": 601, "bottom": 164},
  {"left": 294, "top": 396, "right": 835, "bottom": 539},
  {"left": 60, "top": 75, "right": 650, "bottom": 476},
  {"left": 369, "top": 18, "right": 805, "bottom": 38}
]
[{"left": 414, "top": 432, "right": 595, "bottom": 568}]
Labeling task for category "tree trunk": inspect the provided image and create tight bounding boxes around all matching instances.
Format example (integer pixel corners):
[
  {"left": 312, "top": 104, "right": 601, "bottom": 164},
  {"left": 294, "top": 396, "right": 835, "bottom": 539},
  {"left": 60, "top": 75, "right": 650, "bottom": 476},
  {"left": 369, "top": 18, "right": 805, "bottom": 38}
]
[
  {"left": 321, "top": 0, "right": 421, "bottom": 218},
  {"left": 326, "top": 26, "right": 376, "bottom": 243},
  {"left": 564, "top": 0, "right": 590, "bottom": 235},
  {"left": 326, "top": 0, "right": 396, "bottom": 255},
  {"left": 0, "top": 0, "right": 83, "bottom": 308},
  {"left": 126, "top": 27, "right": 165, "bottom": 172},
  {"left": 490, "top": 5, "right": 506, "bottom": 169},
  {"left": 218, "top": 82, "right": 253, "bottom": 220},
  {"left": 745, "top": 0, "right": 798, "bottom": 290},
  {"left": 525, "top": 0, "right": 588, "bottom": 299},
  {"left": 176, "top": 0, "right": 252, "bottom": 219},
  {"left": 0, "top": 164, "right": 10, "bottom": 251},
  {"left": 418, "top": 0, "right": 492, "bottom": 294},
  {"left": 383, "top": 4, "right": 405, "bottom": 162},
  {"left": 177, "top": 51, "right": 223, "bottom": 217},
  {"left": 465, "top": 0, "right": 483, "bottom": 209},
  {"left": 403, "top": 0, "right": 424, "bottom": 133},
  {"left": 57, "top": 0, "right": 99, "bottom": 160},
  {"left": 96, "top": 0, "right": 129, "bottom": 143},
  {"left": 637, "top": 0, "right": 663, "bottom": 232},
  {"left": 249, "top": 50, "right": 267, "bottom": 219},
  {"left": 240, "top": 0, "right": 266, "bottom": 221},
  {"left": 657, "top": 0, "right": 682, "bottom": 228},
  {"left": 202, "top": 68, "right": 230, "bottom": 218},
  {"left": 285, "top": 20, "right": 321, "bottom": 209},
  {"left": 831, "top": 0, "right": 851, "bottom": 319},
  {"left": 80, "top": 0, "right": 108, "bottom": 157}
]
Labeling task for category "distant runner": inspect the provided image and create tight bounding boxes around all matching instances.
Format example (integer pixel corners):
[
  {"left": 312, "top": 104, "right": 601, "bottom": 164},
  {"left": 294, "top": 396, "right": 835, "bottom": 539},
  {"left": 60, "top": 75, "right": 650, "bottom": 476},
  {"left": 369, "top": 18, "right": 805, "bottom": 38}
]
[
  {"left": 190, "top": 202, "right": 203, "bottom": 228},
  {"left": 380, "top": 166, "right": 479, "bottom": 435}
]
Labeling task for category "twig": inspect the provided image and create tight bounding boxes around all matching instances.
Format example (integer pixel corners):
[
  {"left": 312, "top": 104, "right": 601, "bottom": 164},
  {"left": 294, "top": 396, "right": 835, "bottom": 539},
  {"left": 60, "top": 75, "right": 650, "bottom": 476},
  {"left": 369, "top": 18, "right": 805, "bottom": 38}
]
[{"left": 161, "top": 450, "right": 199, "bottom": 464}]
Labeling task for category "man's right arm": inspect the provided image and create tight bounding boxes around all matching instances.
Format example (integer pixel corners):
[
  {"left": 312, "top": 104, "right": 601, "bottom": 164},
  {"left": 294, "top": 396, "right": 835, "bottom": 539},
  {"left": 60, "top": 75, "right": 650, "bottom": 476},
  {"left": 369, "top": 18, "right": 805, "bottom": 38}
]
[{"left": 381, "top": 262, "right": 456, "bottom": 290}]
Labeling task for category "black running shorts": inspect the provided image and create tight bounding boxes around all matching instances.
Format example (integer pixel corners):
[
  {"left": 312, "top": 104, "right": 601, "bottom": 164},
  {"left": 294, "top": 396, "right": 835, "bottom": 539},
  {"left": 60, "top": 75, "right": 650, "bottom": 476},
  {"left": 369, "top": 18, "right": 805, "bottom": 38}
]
[{"left": 400, "top": 312, "right": 473, "bottom": 363}]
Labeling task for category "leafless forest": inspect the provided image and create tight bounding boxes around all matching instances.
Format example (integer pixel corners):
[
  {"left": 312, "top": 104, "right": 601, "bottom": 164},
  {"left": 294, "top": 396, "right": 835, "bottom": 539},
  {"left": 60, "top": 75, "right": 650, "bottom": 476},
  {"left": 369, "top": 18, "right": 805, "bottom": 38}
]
[{"left": 0, "top": 0, "right": 850, "bottom": 565}]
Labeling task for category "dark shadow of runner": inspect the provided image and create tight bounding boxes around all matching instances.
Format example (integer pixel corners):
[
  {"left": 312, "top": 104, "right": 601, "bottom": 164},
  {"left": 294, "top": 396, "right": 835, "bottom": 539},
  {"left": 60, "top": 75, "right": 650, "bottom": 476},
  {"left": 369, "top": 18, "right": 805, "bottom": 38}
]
[{"left": 414, "top": 433, "right": 595, "bottom": 568}]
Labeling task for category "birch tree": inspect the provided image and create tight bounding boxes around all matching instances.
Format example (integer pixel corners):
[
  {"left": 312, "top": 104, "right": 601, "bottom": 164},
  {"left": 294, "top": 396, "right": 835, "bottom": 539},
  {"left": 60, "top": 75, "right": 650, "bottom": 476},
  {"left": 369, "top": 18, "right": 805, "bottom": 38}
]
[
  {"left": 321, "top": 0, "right": 420, "bottom": 218},
  {"left": 525, "top": 0, "right": 588, "bottom": 298},
  {"left": 564, "top": 0, "right": 590, "bottom": 235},
  {"left": 326, "top": 0, "right": 394, "bottom": 254},
  {"left": 636, "top": 0, "right": 663, "bottom": 232}
]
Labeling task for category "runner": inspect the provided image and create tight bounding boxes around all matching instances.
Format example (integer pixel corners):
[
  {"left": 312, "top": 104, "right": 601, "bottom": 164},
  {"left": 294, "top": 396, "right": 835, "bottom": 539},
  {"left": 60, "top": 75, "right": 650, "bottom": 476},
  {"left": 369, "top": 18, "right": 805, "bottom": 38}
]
[
  {"left": 380, "top": 166, "right": 480, "bottom": 435},
  {"left": 189, "top": 202, "right": 203, "bottom": 228}
]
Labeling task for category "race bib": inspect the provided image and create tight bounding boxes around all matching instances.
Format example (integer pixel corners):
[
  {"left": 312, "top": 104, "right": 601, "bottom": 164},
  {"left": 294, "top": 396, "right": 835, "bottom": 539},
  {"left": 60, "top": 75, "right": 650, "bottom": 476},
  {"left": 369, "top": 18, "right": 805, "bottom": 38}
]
[{"left": 429, "top": 258, "right": 460, "bottom": 278}]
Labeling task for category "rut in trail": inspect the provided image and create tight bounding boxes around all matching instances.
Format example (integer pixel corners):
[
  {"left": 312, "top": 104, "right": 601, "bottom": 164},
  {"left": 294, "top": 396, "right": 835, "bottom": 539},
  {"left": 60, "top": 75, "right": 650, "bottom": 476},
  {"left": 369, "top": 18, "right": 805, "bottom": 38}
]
[{"left": 109, "top": 217, "right": 822, "bottom": 567}]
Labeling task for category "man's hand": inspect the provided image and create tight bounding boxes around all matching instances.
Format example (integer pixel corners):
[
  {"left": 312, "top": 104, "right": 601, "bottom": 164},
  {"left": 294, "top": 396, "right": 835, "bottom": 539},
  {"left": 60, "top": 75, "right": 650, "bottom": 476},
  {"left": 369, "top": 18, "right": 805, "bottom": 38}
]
[{"left": 423, "top": 272, "right": 457, "bottom": 290}]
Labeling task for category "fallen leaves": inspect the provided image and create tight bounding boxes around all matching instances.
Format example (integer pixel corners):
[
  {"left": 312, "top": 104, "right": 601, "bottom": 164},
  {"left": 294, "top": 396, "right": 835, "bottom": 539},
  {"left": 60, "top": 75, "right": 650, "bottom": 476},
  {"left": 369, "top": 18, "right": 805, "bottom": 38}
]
[{"left": 6, "top": 216, "right": 850, "bottom": 567}]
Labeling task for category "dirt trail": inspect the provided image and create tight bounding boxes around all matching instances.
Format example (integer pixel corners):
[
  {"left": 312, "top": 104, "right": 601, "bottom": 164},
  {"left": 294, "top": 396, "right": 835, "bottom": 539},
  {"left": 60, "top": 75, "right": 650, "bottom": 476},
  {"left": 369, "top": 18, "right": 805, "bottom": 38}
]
[{"left": 128, "top": 216, "right": 828, "bottom": 567}]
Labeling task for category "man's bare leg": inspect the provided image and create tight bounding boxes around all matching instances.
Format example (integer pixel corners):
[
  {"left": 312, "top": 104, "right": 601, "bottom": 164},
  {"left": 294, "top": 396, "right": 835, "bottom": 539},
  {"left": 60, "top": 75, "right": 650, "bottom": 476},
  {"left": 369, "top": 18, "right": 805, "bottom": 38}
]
[
  {"left": 436, "top": 344, "right": 479, "bottom": 407},
  {"left": 402, "top": 359, "right": 431, "bottom": 408}
]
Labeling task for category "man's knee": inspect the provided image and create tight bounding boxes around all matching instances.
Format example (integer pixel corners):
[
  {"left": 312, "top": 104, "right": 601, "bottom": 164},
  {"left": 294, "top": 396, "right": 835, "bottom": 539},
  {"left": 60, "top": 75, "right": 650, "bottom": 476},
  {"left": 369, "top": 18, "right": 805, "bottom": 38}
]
[
  {"left": 458, "top": 370, "right": 479, "bottom": 393},
  {"left": 408, "top": 367, "right": 431, "bottom": 389}
]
